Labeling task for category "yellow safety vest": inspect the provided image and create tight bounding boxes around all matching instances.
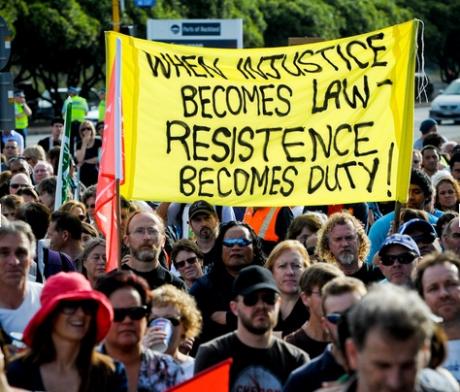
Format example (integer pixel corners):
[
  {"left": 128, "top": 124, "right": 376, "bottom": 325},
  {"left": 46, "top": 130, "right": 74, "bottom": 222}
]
[{"left": 15, "top": 103, "right": 28, "bottom": 129}]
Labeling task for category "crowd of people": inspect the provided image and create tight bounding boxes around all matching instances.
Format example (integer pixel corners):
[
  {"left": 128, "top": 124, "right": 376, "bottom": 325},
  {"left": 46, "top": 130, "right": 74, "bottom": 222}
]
[{"left": 0, "top": 98, "right": 460, "bottom": 392}]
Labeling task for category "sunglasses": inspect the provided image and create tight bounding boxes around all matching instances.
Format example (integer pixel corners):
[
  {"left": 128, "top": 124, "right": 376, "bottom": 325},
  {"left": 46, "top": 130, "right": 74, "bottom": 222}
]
[
  {"left": 148, "top": 316, "right": 181, "bottom": 328},
  {"left": 60, "top": 300, "right": 98, "bottom": 315},
  {"left": 113, "top": 306, "right": 148, "bottom": 322},
  {"left": 174, "top": 256, "right": 198, "bottom": 269},
  {"left": 242, "top": 291, "right": 278, "bottom": 307},
  {"left": 325, "top": 312, "right": 343, "bottom": 324},
  {"left": 410, "top": 233, "right": 436, "bottom": 244},
  {"left": 223, "top": 237, "right": 252, "bottom": 248},
  {"left": 10, "top": 183, "right": 28, "bottom": 189},
  {"left": 380, "top": 252, "right": 416, "bottom": 266}
]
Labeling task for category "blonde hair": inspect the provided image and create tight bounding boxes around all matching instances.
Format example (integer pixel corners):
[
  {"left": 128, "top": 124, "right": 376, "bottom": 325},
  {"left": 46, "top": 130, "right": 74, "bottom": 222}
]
[
  {"left": 316, "top": 212, "right": 369, "bottom": 264},
  {"left": 265, "top": 239, "right": 310, "bottom": 271},
  {"left": 151, "top": 285, "right": 202, "bottom": 339}
]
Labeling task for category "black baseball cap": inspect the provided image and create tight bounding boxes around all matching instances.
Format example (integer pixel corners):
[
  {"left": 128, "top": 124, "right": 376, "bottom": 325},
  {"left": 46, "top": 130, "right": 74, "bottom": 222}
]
[
  {"left": 188, "top": 200, "right": 217, "bottom": 220},
  {"left": 232, "top": 265, "right": 280, "bottom": 298}
]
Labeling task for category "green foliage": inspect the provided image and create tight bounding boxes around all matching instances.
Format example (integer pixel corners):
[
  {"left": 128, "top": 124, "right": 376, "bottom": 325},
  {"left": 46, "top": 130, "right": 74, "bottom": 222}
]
[
  {"left": 261, "top": 0, "right": 342, "bottom": 47},
  {"left": 3, "top": 0, "right": 459, "bottom": 116}
]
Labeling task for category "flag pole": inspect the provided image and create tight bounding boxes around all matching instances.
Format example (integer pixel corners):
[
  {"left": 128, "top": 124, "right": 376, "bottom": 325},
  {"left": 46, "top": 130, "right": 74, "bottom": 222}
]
[{"left": 114, "top": 38, "right": 123, "bottom": 269}]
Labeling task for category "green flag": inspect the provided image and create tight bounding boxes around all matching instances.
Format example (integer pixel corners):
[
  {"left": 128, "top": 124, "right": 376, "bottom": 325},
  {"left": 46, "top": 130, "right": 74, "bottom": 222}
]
[{"left": 54, "top": 97, "right": 72, "bottom": 210}]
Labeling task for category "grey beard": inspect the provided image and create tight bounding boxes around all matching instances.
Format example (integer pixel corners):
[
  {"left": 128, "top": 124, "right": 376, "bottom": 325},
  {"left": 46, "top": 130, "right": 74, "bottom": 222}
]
[
  {"left": 337, "top": 253, "right": 356, "bottom": 265},
  {"left": 133, "top": 248, "right": 157, "bottom": 262}
]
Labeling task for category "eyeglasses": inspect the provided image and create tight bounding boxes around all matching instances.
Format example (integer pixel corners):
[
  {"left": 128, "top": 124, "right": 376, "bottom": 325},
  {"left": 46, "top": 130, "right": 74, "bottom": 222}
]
[
  {"left": 113, "top": 306, "right": 148, "bottom": 322},
  {"left": 380, "top": 252, "right": 416, "bottom": 266},
  {"left": 325, "top": 312, "right": 343, "bottom": 324},
  {"left": 174, "top": 256, "right": 198, "bottom": 269},
  {"left": 242, "top": 291, "right": 278, "bottom": 307},
  {"left": 223, "top": 237, "right": 252, "bottom": 248},
  {"left": 60, "top": 300, "right": 98, "bottom": 315},
  {"left": 148, "top": 316, "right": 181, "bottom": 328}
]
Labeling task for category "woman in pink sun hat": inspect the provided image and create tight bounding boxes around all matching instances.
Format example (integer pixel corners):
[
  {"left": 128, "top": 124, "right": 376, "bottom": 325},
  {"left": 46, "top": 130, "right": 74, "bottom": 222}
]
[{"left": 6, "top": 272, "right": 128, "bottom": 392}]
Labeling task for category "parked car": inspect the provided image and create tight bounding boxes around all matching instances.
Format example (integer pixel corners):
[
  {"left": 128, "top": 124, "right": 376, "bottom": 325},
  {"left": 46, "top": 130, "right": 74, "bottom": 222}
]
[{"left": 429, "top": 78, "right": 460, "bottom": 124}]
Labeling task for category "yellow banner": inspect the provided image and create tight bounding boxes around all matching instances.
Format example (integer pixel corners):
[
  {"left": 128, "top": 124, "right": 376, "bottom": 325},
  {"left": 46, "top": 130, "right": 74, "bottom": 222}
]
[{"left": 107, "top": 20, "right": 417, "bottom": 206}]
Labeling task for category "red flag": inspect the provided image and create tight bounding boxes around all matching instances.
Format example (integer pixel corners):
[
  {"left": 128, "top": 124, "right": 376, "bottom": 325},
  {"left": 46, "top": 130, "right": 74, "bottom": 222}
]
[
  {"left": 166, "top": 359, "right": 231, "bottom": 392},
  {"left": 95, "top": 56, "right": 124, "bottom": 272}
]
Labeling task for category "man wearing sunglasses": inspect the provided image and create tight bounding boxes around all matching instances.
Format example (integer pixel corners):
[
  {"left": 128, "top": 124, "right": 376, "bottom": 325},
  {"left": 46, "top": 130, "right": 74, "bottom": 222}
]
[
  {"left": 284, "top": 277, "right": 366, "bottom": 392},
  {"left": 195, "top": 265, "right": 308, "bottom": 390},
  {"left": 375, "top": 234, "right": 421, "bottom": 287},
  {"left": 398, "top": 218, "right": 441, "bottom": 256}
]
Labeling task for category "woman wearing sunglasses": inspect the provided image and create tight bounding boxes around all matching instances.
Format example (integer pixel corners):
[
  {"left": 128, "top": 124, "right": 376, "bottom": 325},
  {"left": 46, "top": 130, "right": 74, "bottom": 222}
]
[
  {"left": 171, "top": 240, "right": 204, "bottom": 290},
  {"left": 96, "top": 270, "right": 184, "bottom": 392},
  {"left": 6, "top": 272, "right": 127, "bottom": 392},
  {"left": 144, "top": 284, "right": 202, "bottom": 380},
  {"left": 265, "top": 240, "right": 310, "bottom": 337},
  {"left": 75, "top": 121, "right": 102, "bottom": 187}
]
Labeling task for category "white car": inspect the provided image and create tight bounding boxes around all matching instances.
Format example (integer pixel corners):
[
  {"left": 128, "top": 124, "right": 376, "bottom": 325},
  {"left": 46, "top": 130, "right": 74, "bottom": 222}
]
[{"left": 429, "top": 78, "right": 460, "bottom": 124}]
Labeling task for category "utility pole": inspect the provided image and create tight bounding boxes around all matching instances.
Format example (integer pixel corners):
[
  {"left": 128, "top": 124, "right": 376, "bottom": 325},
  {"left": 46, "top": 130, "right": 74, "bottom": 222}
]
[
  {"left": 0, "top": 16, "right": 14, "bottom": 131},
  {"left": 112, "top": 0, "right": 120, "bottom": 32}
]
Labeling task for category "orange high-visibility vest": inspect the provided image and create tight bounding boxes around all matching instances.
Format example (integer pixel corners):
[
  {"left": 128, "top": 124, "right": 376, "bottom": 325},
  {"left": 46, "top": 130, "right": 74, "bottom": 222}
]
[{"left": 243, "top": 207, "right": 281, "bottom": 242}]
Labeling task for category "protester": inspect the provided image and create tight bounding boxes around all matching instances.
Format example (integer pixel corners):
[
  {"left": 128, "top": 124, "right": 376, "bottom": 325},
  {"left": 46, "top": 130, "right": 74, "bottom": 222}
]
[
  {"left": 264, "top": 240, "right": 310, "bottom": 337},
  {"left": 433, "top": 174, "right": 460, "bottom": 212},
  {"left": 398, "top": 218, "right": 441, "bottom": 256},
  {"left": 413, "top": 251, "right": 460, "bottom": 382},
  {"left": 343, "top": 284, "right": 447, "bottom": 391},
  {"left": 414, "top": 118, "right": 444, "bottom": 150},
  {"left": 286, "top": 212, "right": 326, "bottom": 257},
  {"left": 0, "top": 195, "right": 22, "bottom": 221},
  {"left": 81, "top": 185, "right": 97, "bottom": 223},
  {"left": 0, "top": 221, "right": 42, "bottom": 335},
  {"left": 285, "top": 263, "right": 344, "bottom": 358},
  {"left": 59, "top": 200, "right": 87, "bottom": 222},
  {"left": 36, "top": 176, "right": 57, "bottom": 211},
  {"left": 144, "top": 284, "right": 202, "bottom": 380},
  {"left": 47, "top": 211, "right": 84, "bottom": 262},
  {"left": 421, "top": 145, "right": 443, "bottom": 177},
  {"left": 170, "top": 239, "right": 204, "bottom": 290},
  {"left": 38, "top": 117, "right": 64, "bottom": 153},
  {"left": 442, "top": 217, "right": 460, "bottom": 255},
  {"left": 187, "top": 200, "right": 221, "bottom": 270},
  {"left": 374, "top": 233, "right": 421, "bottom": 286},
  {"left": 74, "top": 120, "right": 101, "bottom": 187},
  {"left": 316, "top": 212, "right": 383, "bottom": 284},
  {"left": 81, "top": 238, "right": 107, "bottom": 287},
  {"left": 450, "top": 152, "right": 460, "bottom": 183},
  {"left": 23, "top": 145, "right": 46, "bottom": 169},
  {"left": 6, "top": 272, "right": 126, "bottom": 391},
  {"left": 189, "top": 221, "right": 265, "bottom": 345},
  {"left": 195, "top": 265, "right": 309, "bottom": 390},
  {"left": 96, "top": 270, "right": 184, "bottom": 392},
  {"left": 8, "top": 173, "right": 32, "bottom": 196},
  {"left": 121, "top": 211, "right": 186, "bottom": 290},
  {"left": 284, "top": 277, "right": 366, "bottom": 392}
]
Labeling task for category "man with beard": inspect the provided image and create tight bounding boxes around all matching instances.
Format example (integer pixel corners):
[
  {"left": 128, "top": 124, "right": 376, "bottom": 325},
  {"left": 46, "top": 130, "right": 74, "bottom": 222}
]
[
  {"left": 122, "top": 211, "right": 186, "bottom": 290},
  {"left": 188, "top": 200, "right": 220, "bottom": 271},
  {"left": 413, "top": 251, "right": 460, "bottom": 382},
  {"left": 195, "top": 265, "right": 308, "bottom": 391},
  {"left": 316, "top": 212, "right": 383, "bottom": 285}
]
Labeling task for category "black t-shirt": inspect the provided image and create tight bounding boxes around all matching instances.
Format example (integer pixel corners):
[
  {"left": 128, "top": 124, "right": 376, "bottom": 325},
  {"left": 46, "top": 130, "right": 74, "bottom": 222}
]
[
  {"left": 351, "top": 262, "right": 384, "bottom": 285},
  {"left": 76, "top": 137, "right": 102, "bottom": 187},
  {"left": 284, "top": 327, "right": 329, "bottom": 359},
  {"left": 195, "top": 332, "right": 309, "bottom": 392},
  {"left": 121, "top": 263, "right": 186, "bottom": 291},
  {"left": 274, "top": 297, "right": 309, "bottom": 337},
  {"left": 284, "top": 345, "right": 345, "bottom": 392}
]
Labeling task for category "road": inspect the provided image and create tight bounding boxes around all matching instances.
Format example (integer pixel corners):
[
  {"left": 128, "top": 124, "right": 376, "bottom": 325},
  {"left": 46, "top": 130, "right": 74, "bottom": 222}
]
[{"left": 27, "top": 105, "right": 460, "bottom": 147}]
